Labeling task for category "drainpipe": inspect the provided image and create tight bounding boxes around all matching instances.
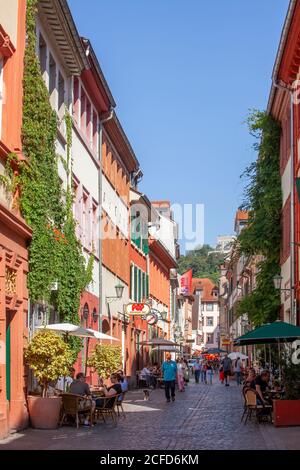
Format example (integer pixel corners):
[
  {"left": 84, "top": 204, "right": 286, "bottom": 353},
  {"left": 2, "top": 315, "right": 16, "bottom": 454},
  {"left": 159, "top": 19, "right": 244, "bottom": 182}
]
[
  {"left": 272, "top": 79, "right": 295, "bottom": 324},
  {"left": 98, "top": 108, "right": 114, "bottom": 332}
]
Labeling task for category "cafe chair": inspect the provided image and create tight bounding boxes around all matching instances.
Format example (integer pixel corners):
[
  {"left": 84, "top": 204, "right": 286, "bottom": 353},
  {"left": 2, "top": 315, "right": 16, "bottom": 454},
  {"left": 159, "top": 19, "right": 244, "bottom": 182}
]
[
  {"left": 60, "top": 393, "right": 93, "bottom": 429},
  {"left": 116, "top": 392, "right": 126, "bottom": 418},
  {"left": 244, "top": 389, "right": 272, "bottom": 424},
  {"left": 95, "top": 395, "right": 119, "bottom": 425}
]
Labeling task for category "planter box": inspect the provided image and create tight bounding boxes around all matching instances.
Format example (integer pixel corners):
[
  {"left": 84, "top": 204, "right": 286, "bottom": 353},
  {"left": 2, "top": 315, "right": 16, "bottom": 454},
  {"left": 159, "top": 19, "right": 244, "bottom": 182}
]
[{"left": 273, "top": 399, "right": 300, "bottom": 427}]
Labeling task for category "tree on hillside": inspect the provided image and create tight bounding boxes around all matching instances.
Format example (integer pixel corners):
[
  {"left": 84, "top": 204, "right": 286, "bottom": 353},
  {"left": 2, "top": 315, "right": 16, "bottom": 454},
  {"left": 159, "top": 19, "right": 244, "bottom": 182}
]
[{"left": 178, "top": 244, "right": 224, "bottom": 284}]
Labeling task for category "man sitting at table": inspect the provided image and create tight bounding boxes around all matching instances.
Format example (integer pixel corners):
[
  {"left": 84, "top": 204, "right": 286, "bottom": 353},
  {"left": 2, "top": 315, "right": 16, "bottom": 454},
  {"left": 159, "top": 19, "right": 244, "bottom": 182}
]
[
  {"left": 96, "top": 373, "right": 122, "bottom": 408},
  {"left": 69, "top": 372, "right": 95, "bottom": 426},
  {"left": 255, "top": 370, "right": 270, "bottom": 405}
]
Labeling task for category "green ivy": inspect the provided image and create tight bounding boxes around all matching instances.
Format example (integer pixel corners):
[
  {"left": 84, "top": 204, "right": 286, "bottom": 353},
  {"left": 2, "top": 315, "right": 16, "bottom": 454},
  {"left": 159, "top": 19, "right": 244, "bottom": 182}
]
[
  {"left": 237, "top": 110, "right": 282, "bottom": 326},
  {"left": 0, "top": 0, "right": 94, "bottom": 359}
]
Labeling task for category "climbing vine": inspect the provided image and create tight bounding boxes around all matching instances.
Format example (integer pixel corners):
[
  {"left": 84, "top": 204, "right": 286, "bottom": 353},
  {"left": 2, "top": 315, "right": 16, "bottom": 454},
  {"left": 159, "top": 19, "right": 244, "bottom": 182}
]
[
  {"left": 237, "top": 110, "right": 282, "bottom": 325},
  {"left": 1, "top": 0, "right": 93, "bottom": 359}
]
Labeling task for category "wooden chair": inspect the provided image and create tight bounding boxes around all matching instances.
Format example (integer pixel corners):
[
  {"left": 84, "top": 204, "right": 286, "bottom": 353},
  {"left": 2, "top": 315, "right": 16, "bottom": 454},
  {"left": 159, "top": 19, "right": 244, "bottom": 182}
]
[
  {"left": 244, "top": 389, "right": 272, "bottom": 424},
  {"left": 95, "top": 394, "right": 119, "bottom": 425},
  {"left": 116, "top": 392, "right": 126, "bottom": 418},
  {"left": 241, "top": 385, "right": 250, "bottom": 422},
  {"left": 60, "top": 393, "right": 93, "bottom": 428}
]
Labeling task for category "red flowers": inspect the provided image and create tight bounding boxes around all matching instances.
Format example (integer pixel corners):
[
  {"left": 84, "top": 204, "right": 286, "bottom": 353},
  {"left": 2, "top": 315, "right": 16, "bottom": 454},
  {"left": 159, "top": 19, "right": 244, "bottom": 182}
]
[{"left": 47, "top": 224, "right": 68, "bottom": 244}]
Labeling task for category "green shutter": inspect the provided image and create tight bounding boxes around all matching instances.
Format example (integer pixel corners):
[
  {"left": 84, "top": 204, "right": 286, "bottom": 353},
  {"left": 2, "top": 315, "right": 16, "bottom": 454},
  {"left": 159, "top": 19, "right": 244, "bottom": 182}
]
[
  {"left": 136, "top": 222, "right": 141, "bottom": 249},
  {"left": 130, "top": 264, "right": 133, "bottom": 299},
  {"left": 146, "top": 274, "right": 149, "bottom": 299},
  {"left": 142, "top": 272, "right": 145, "bottom": 301},
  {"left": 134, "top": 266, "right": 138, "bottom": 301},
  {"left": 138, "top": 269, "right": 142, "bottom": 302},
  {"left": 142, "top": 237, "right": 149, "bottom": 255}
]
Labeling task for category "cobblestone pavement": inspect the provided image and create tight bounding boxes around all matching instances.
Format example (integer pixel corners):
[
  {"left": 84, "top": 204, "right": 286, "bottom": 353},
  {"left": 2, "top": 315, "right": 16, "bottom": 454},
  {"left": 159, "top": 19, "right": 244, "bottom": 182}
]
[{"left": 1, "top": 376, "right": 300, "bottom": 450}]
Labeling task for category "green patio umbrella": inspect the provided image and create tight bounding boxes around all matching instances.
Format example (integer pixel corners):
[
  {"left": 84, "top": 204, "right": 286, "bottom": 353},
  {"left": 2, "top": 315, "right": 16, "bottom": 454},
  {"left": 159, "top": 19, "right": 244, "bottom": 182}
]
[{"left": 234, "top": 321, "right": 300, "bottom": 346}]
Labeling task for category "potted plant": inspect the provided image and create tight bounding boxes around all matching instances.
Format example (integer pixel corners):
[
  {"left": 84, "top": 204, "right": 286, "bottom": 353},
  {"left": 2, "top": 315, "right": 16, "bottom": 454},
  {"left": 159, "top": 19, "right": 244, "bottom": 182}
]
[
  {"left": 25, "top": 329, "right": 73, "bottom": 429},
  {"left": 273, "top": 358, "right": 300, "bottom": 427},
  {"left": 87, "top": 344, "right": 122, "bottom": 380}
]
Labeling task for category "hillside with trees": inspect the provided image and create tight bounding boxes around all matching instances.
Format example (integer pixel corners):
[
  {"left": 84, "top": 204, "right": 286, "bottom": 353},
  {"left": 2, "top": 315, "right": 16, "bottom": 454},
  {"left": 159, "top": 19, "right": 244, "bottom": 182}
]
[{"left": 178, "top": 244, "right": 225, "bottom": 284}]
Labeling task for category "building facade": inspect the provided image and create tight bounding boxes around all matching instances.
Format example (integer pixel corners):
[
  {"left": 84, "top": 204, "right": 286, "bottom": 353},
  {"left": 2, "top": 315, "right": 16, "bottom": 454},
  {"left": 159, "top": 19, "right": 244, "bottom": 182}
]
[
  {"left": 0, "top": 0, "right": 30, "bottom": 439},
  {"left": 191, "top": 278, "right": 219, "bottom": 351},
  {"left": 267, "top": 0, "right": 300, "bottom": 326}
]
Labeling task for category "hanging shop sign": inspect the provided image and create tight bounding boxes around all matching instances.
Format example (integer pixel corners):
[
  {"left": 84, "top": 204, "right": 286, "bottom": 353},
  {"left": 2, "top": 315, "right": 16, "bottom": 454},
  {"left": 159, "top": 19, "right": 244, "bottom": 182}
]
[
  {"left": 145, "top": 312, "right": 158, "bottom": 325},
  {"left": 125, "top": 302, "right": 151, "bottom": 316},
  {"left": 222, "top": 339, "right": 231, "bottom": 345}
]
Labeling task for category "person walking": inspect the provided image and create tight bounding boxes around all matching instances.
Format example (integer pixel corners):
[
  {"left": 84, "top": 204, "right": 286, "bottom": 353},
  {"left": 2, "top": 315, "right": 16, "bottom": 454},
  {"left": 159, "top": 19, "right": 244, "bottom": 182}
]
[
  {"left": 219, "top": 364, "right": 225, "bottom": 384},
  {"left": 176, "top": 358, "right": 185, "bottom": 392},
  {"left": 194, "top": 359, "right": 201, "bottom": 384},
  {"left": 201, "top": 360, "right": 207, "bottom": 383},
  {"left": 207, "top": 362, "right": 213, "bottom": 385},
  {"left": 162, "top": 352, "right": 177, "bottom": 402},
  {"left": 234, "top": 356, "right": 243, "bottom": 386},
  {"left": 221, "top": 353, "right": 232, "bottom": 387}
]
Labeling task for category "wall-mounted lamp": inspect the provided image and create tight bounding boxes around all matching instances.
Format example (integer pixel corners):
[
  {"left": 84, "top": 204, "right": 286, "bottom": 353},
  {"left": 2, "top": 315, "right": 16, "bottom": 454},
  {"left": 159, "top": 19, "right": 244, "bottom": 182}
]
[
  {"left": 92, "top": 308, "right": 99, "bottom": 324},
  {"left": 106, "top": 282, "right": 125, "bottom": 304},
  {"left": 273, "top": 274, "right": 294, "bottom": 292},
  {"left": 81, "top": 303, "right": 89, "bottom": 321}
]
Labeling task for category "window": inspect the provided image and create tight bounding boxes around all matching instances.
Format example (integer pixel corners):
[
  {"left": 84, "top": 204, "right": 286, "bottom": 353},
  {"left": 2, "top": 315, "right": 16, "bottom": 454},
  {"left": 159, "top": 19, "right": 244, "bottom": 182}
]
[
  {"left": 137, "top": 269, "right": 141, "bottom": 302},
  {"left": 73, "top": 77, "right": 80, "bottom": 123},
  {"left": 206, "top": 303, "right": 213, "bottom": 311},
  {"left": 134, "top": 266, "right": 138, "bottom": 301},
  {"left": 92, "top": 109, "right": 98, "bottom": 152},
  {"left": 92, "top": 203, "right": 98, "bottom": 256},
  {"left": 86, "top": 99, "right": 92, "bottom": 143},
  {"left": 58, "top": 71, "right": 65, "bottom": 116},
  {"left": 130, "top": 264, "right": 134, "bottom": 299},
  {"left": 206, "top": 333, "right": 214, "bottom": 344},
  {"left": 131, "top": 264, "right": 147, "bottom": 302},
  {"left": 39, "top": 34, "right": 47, "bottom": 77},
  {"left": 80, "top": 87, "right": 86, "bottom": 131},
  {"left": 206, "top": 316, "right": 214, "bottom": 327},
  {"left": 49, "top": 53, "right": 56, "bottom": 109}
]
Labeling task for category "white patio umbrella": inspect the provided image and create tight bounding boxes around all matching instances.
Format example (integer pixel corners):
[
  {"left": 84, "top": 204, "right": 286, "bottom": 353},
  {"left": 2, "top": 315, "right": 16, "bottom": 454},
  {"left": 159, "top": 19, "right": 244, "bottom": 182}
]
[
  {"left": 228, "top": 352, "right": 248, "bottom": 360},
  {"left": 86, "top": 328, "right": 119, "bottom": 342},
  {"left": 37, "top": 323, "right": 96, "bottom": 338}
]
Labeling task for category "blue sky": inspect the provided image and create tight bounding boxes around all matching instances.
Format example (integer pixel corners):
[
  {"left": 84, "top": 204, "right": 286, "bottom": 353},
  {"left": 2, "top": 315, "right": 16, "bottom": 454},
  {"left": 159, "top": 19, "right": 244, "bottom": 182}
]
[{"left": 68, "top": 0, "right": 289, "bottom": 253}]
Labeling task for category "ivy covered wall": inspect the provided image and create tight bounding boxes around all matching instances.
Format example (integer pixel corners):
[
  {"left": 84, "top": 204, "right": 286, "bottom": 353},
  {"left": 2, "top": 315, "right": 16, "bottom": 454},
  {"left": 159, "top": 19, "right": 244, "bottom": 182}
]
[{"left": 237, "top": 110, "right": 282, "bottom": 326}]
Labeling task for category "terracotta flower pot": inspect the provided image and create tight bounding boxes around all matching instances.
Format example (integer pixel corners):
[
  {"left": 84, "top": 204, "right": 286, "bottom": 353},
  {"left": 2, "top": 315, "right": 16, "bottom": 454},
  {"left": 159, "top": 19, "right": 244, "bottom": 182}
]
[{"left": 28, "top": 395, "right": 62, "bottom": 429}]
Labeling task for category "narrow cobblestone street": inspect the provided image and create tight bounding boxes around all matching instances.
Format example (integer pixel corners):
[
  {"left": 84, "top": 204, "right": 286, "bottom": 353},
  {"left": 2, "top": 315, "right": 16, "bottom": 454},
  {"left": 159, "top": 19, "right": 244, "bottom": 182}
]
[{"left": 1, "top": 377, "right": 300, "bottom": 450}]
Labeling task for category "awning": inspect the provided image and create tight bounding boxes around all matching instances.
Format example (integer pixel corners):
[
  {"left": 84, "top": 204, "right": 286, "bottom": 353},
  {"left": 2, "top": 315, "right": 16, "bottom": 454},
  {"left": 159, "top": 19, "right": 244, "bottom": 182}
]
[{"left": 234, "top": 320, "right": 300, "bottom": 346}]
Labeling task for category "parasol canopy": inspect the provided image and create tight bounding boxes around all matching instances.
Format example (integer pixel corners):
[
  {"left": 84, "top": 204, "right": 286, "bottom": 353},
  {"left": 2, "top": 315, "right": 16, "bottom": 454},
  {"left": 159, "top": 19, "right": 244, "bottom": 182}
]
[
  {"left": 152, "top": 345, "right": 180, "bottom": 353},
  {"left": 234, "top": 320, "right": 300, "bottom": 346},
  {"left": 140, "top": 338, "right": 178, "bottom": 346},
  {"left": 86, "top": 328, "right": 119, "bottom": 341},
  {"left": 37, "top": 323, "right": 96, "bottom": 338}
]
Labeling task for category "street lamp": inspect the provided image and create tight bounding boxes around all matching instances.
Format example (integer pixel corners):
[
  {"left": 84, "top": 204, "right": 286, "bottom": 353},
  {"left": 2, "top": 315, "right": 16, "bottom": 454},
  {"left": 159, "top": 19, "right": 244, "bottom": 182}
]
[
  {"left": 92, "top": 308, "right": 99, "bottom": 324},
  {"left": 160, "top": 311, "right": 168, "bottom": 321},
  {"left": 81, "top": 303, "right": 89, "bottom": 322},
  {"left": 273, "top": 274, "right": 283, "bottom": 291},
  {"left": 106, "top": 282, "right": 125, "bottom": 303}
]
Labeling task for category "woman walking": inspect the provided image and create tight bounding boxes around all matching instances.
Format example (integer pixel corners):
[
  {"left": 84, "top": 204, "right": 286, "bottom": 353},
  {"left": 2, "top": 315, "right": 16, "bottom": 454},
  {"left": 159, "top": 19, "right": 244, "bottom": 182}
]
[
  {"left": 176, "top": 358, "right": 185, "bottom": 392},
  {"left": 207, "top": 362, "right": 213, "bottom": 385}
]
